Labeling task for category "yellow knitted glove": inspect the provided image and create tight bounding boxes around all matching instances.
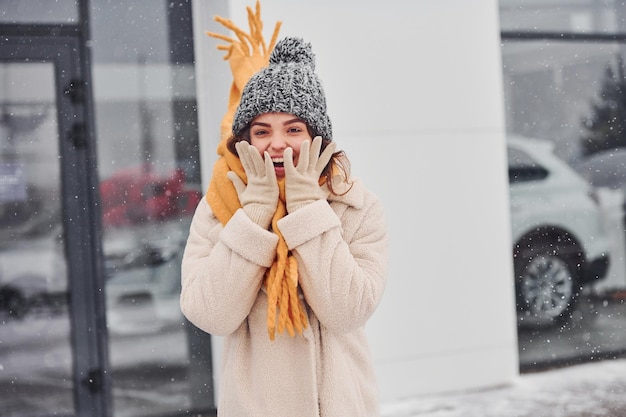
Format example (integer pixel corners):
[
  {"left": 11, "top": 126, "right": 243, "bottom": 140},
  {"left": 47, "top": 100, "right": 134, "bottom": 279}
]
[
  {"left": 227, "top": 141, "right": 279, "bottom": 229},
  {"left": 284, "top": 137, "right": 336, "bottom": 213}
]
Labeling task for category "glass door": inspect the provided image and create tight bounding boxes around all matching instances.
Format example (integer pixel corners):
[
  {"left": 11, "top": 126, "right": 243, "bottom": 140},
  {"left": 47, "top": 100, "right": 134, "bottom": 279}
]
[
  {"left": 88, "top": 1, "right": 214, "bottom": 415},
  {"left": 0, "top": 37, "right": 108, "bottom": 417}
]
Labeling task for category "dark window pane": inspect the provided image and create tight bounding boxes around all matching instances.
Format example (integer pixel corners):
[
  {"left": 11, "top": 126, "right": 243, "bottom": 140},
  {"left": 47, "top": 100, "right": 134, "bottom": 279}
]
[{"left": 0, "top": 0, "right": 78, "bottom": 24}]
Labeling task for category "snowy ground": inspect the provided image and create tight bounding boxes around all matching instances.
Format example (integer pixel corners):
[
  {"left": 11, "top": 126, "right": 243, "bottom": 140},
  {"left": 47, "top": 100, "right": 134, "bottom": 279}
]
[
  {"left": 3, "top": 307, "right": 626, "bottom": 416},
  {"left": 381, "top": 358, "right": 626, "bottom": 417}
]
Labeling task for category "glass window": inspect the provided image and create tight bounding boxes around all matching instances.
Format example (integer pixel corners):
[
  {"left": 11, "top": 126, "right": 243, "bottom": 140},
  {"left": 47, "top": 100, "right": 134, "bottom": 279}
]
[
  {"left": 502, "top": 39, "right": 621, "bottom": 160},
  {"left": 507, "top": 147, "right": 549, "bottom": 183},
  {"left": 0, "top": 0, "right": 78, "bottom": 24},
  {"left": 501, "top": 1, "right": 626, "bottom": 371},
  {"left": 0, "top": 61, "right": 74, "bottom": 416},
  {"left": 499, "top": 0, "right": 622, "bottom": 34},
  {"left": 89, "top": 1, "right": 210, "bottom": 415}
]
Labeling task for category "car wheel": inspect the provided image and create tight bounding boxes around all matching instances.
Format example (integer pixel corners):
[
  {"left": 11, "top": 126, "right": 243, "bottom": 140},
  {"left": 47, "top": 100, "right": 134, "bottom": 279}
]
[{"left": 515, "top": 245, "right": 579, "bottom": 327}]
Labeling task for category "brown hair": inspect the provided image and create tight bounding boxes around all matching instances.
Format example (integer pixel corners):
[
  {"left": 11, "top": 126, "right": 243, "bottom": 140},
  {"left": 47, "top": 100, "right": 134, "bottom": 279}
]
[{"left": 226, "top": 123, "right": 351, "bottom": 196}]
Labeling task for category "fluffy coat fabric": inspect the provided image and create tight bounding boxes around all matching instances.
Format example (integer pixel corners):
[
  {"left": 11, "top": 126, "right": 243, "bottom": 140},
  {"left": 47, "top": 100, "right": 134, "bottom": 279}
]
[
  {"left": 206, "top": 136, "right": 310, "bottom": 340},
  {"left": 180, "top": 177, "right": 388, "bottom": 416}
]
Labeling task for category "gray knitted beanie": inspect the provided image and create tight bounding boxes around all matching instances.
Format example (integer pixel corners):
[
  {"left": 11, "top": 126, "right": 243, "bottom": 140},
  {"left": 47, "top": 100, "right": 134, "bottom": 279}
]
[{"left": 232, "top": 37, "right": 333, "bottom": 140}]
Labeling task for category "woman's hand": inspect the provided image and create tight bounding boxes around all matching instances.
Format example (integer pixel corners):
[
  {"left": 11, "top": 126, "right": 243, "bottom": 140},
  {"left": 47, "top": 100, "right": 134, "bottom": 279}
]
[
  {"left": 227, "top": 141, "right": 279, "bottom": 229},
  {"left": 284, "top": 136, "right": 336, "bottom": 213}
]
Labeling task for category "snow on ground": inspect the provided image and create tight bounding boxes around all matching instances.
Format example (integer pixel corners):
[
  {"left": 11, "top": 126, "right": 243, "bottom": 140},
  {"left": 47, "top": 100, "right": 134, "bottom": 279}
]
[{"left": 381, "top": 358, "right": 626, "bottom": 417}]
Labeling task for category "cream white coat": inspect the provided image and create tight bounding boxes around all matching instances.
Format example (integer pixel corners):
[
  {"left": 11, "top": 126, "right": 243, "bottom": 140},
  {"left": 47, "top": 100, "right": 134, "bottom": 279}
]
[{"left": 180, "top": 178, "right": 388, "bottom": 417}]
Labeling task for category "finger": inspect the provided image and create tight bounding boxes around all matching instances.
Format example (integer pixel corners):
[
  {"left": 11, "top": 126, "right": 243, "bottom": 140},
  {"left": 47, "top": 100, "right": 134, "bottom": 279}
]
[
  {"left": 234, "top": 140, "right": 248, "bottom": 156},
  {"left": 283, "top": 147, "right": 296, "bottom": 174},
  {"left": 309, "top": 136, "right": 323, "bottom": 171},
  {"left": 236, "top": 141, "right": 257, "bottom": 176},
  {"left": 246, "top": 145, "right": 266, "bottom": 177},
  {"left": 242, "top": 142, "right": 264, "bottom": 177},
  {"left": 296, "top": 140, "right": 310, "bottom": 173},
  {"left": 263, "top": 151, "right": 278, "bottom": 182},
  {"left": 315, "top": 141, "right": 337, "bottom": 173},
  {"left": 226, "top": 171, "right": 246, "bottom": 196}
]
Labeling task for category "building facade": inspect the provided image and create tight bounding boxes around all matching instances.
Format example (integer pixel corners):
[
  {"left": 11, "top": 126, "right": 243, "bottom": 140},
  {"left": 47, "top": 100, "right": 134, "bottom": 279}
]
[{"left": 1, "top": 1, "right": 626, "bottom": 416}]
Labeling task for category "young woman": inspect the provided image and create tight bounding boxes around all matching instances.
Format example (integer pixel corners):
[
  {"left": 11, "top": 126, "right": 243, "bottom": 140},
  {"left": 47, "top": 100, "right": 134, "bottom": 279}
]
[{"left": 180, "top": 36, "right": 388, "bottom": 417}]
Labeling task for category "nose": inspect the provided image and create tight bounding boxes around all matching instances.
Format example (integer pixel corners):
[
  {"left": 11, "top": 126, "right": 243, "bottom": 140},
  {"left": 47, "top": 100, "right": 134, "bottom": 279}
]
[{"left": 268, "top": 132, "right": 288, "bottom": 151}]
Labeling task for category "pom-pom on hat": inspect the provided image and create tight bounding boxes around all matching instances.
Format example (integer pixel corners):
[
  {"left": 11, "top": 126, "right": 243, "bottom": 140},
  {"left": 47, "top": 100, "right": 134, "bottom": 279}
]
[{"left": 232, "top": 37, "right": 333, "bottom": 141}]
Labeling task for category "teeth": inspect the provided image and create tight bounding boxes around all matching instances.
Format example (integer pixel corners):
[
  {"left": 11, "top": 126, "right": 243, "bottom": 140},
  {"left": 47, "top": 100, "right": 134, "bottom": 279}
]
[{"left": 272, "top": 158, "right": 284, "bottom": 163}]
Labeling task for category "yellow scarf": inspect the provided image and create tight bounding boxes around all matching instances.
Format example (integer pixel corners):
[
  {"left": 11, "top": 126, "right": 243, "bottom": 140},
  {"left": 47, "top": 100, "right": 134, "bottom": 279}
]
[
  {"left": 206, "top": 139, "right": 308, "bottom": 341},
  {"left": 205, "top": 2, "right": 307, "bottom": 340}
]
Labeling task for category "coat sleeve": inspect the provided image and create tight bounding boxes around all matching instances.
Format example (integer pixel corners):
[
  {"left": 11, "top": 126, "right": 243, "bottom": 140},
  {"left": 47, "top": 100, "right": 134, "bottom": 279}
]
[
  {"left": 276, "top": 193, "right": 388, "bottom": 334},
  {"left": 180, "top": 198, "right": 279, "bottom": 335}
]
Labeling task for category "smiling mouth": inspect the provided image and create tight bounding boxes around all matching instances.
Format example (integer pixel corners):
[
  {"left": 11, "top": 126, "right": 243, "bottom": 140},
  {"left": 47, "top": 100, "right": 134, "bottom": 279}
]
[{"left": 272, "top": 157, "right": 284, "bottom": 168}]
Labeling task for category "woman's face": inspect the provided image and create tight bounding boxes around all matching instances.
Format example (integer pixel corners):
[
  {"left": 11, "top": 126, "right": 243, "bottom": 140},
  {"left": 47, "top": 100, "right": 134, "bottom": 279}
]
[{"left": 249, "top": 112, "right": 313, "bottom": 178}]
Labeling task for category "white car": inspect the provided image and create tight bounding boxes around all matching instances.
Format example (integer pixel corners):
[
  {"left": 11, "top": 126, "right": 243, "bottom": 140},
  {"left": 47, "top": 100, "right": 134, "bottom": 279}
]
[
  {"left": 508, "top": 136, "right": 611, "bottom": 327},
  {"left": 103, "top": 219, "right": 189, "bottom": 334}
]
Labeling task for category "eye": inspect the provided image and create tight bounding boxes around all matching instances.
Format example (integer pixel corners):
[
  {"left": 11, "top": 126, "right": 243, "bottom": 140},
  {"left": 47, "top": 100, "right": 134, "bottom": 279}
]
[
  {"left": 287, "top": 122, "right": 308, "bottom": 134},
  {"left": 252, "top": 128, "right": 269, "bottom": 136}
]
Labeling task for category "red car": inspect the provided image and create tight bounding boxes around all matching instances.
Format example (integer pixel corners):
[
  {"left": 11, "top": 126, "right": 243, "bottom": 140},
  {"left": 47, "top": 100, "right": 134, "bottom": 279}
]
[{"left": 100, "top": 165, "right": 201, "bottom": 227}]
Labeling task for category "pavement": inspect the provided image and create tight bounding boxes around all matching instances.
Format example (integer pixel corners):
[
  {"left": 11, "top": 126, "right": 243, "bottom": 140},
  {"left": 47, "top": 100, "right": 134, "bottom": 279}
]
[
  {"left": 381, "top": 356, "right": 626, "bottom": 417},
  {"left": 517, "top": 291, "right": 626, "bottom": 371}
]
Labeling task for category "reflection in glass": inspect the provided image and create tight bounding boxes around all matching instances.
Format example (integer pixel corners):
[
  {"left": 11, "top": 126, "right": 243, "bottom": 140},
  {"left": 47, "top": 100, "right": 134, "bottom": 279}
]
[
  {"left": 90, "top": 1, "right": 208, "bottom": 415},
  {"left": 499, "top": 0, "right": 625, "bottom": 34},
  {"left": 508, "top": 137, "right": 611, "bottom": 329},
  {"left": 0, "top": 0, "right": 78, "bottom": 24},
  {"left": 0, "top": 63, "right": 73, "bottom": 415},
  {"left": 501, "top": 5, "right": 626, "bottom": 370},
  {"left": 96, "top": 69, "right": 203, "bottom": 417},
  {"left": 501, "top": 39, "right": 623, "bottom": 161}
]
